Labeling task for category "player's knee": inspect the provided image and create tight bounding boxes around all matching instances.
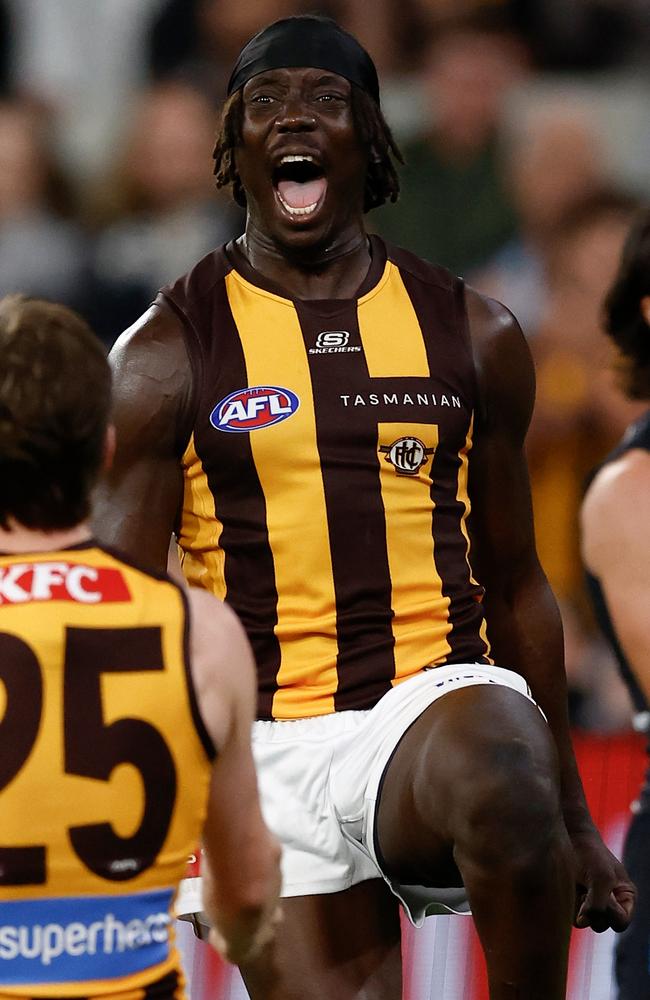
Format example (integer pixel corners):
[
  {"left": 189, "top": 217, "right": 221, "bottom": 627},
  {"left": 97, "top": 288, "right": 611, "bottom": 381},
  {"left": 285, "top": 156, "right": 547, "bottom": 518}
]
[{"left": 451, "top": 734, "right": 565, "bottom": 874}]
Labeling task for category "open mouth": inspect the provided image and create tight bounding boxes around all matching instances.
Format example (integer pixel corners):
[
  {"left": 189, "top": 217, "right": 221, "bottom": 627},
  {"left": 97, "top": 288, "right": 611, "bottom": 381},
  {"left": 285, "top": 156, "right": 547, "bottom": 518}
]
[{"left": 272, "top": 155, "right": 327, "bottom": 218}]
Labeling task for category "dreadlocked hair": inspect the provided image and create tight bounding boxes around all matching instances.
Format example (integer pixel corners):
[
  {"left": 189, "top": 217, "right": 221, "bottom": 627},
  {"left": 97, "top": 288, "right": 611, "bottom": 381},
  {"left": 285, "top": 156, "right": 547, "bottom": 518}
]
[
  {"left": 604, "top": 206, "right": 650, "bottom": 400},
  {"left": 351, "top": 86, "right": 403, "bottom": 211},
  {"left": 213, "top": 91, "right": 246, "bottom": 207},
  {"left": 212, "top": 86, "right": 403, "bottom": 213}
]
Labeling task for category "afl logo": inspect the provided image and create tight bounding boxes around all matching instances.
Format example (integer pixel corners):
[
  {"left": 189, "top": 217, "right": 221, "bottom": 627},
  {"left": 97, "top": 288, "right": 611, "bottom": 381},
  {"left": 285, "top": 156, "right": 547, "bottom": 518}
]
[
  {"left": 210, "top": 385, "right": 300, "bottom": 433},
  {"left": 380, "top": 436, "right": 435, "bottom": 476}
]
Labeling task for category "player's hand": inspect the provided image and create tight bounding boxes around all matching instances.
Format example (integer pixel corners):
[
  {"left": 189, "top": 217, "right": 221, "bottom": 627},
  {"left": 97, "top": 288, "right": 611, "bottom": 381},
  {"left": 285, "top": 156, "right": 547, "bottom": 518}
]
[
  {"left": 208, "top": 903, "right": 283, "bottom": 966},
  {"left": 571, "top": 830, "right": 636, "bottom": 933}
]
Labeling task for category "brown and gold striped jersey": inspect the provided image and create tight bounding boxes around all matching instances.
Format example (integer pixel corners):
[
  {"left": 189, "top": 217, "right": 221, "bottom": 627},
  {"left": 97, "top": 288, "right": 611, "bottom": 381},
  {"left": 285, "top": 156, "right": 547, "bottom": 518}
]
[
  {"left": 0, "top": 543, "right": 213, "bottom": 999},
  {"left": 161, "top": 236, "right": 492, "bottom": 720}
]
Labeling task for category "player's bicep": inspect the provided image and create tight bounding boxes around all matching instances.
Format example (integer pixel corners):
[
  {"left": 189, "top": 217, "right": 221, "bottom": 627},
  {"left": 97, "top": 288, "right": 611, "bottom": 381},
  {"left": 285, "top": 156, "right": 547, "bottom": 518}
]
[
  {"left": 466, "top": 290, "right": 538, "bottom": 580},
  {"left": 93, "top": 306, "right": 190, "bottom": 570},
  {"left": 465, "top": 292, "right": 565, "bottom": 689},
  {"left": 470, "top": 430, "right": 536, "bottom": 573}
]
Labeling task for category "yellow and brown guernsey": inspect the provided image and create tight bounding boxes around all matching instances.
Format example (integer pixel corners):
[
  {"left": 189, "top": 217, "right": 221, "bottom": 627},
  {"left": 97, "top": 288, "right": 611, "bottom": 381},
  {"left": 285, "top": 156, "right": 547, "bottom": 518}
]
[
  {"left": 0, "top": 544, "right": 214, "bottom": 999},
  {"left": 162, "top": 235, "right": 492, "bottom": 721}
]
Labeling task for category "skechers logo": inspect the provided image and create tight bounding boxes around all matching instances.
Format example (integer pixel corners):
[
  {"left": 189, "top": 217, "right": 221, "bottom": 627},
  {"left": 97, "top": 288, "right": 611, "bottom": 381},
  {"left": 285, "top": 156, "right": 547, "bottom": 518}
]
[
  {"left": 210, "top": 386, "right": 300, "bottom": 433},
  {"left": 309, "top": 330, "right": 361, "bottom": 354}
]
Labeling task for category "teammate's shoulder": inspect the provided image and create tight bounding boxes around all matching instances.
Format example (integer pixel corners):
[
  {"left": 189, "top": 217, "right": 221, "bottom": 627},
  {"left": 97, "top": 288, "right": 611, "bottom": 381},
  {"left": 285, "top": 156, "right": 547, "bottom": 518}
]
[
  {"left": 380, "top": 238, "right": 457, "bottom": 293},
  {"left": 583, "top": 446, "right": 650, "bottom": 572},
  {"left": 585, "top": 447, "right": 650, "bottom": 520},
  {"left": 187, "top": 587, "right": 246, "bottom": 642}
]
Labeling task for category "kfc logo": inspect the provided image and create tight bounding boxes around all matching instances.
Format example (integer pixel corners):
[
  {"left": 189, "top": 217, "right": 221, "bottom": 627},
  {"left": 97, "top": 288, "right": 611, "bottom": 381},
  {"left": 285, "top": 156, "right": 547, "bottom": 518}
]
[{"left": 0, "top": 562, "right": 131, "bottom": 605}]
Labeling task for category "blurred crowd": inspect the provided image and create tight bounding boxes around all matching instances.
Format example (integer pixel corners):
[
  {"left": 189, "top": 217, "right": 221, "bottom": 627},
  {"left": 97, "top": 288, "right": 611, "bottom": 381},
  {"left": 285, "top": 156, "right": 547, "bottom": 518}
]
[{"left": 2, "top": 0, "right": 650, "bottom": 732}]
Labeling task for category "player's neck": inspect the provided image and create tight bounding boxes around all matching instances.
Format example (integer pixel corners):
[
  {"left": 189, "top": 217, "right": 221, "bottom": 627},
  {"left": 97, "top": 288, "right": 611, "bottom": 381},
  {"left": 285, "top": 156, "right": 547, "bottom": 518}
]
[
  {"left": 0, "top": 520, "right": 93, "bottom": 554},
  {"left": 239, "top": 224, "right": 372, "bottom": 300}
]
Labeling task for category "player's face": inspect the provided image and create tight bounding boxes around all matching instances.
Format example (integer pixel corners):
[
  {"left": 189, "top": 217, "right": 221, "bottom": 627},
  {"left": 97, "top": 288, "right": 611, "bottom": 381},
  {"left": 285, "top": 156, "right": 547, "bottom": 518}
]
[{"left": 237, "top": 67, "right": 368, "bottom": 251}]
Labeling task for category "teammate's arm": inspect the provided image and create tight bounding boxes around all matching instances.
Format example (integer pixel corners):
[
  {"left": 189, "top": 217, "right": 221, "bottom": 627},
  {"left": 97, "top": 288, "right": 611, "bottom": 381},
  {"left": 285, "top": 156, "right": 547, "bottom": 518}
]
[
  {"left": 92, "top": 306, "right": 191, "bottom": 571},
  {"left": 465, "top": 286, "right": 635, "bottom": 933},
  {"left": 582, "top": 450, "right": 650, "bottom": 701},
  {"left": 188, "top": 589, "right": 282, "bottom": 965}
]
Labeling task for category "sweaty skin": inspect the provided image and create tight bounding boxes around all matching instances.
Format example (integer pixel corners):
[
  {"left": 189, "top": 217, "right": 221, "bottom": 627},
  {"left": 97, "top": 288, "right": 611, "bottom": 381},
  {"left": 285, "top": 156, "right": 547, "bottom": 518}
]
[{"left": 94, "top": 65, "right": 634, "bottom": 1000}]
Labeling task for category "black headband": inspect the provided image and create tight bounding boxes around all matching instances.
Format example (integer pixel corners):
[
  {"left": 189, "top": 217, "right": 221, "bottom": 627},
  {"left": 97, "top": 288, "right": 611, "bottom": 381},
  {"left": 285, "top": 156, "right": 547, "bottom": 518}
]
[{"left": 227, "top": 15, "right": 380, "bottom": 105}]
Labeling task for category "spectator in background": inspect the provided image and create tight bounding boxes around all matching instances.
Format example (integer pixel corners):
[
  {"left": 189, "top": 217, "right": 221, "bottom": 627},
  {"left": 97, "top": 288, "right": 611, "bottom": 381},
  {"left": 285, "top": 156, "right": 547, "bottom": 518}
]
[
  {"left": 84, "top": 81, "right": 243, "bottom": 346},
  {"left": 511, "top": 0, "right": 639, "bottom": 71},
  {"left": 0, "top": 99, "right": 85, "bottom": 307},
  {"left": 582, "top": 207, "right": 650, "bottom": 999},
  {"left": 474, "top": 100, "right": 608, "bottom": 336},
  {"left": 148, "top": 0, "right": 308, "bottom": 103},
  {"left": 479, "top": 169, "right": 642, "bottom": 734},
  {"left": 525, "top": 191, "right": 643, "bottom": 612},
  {"left": 5, "top": 0, "right": 164, "bottom": 182},
  {"left": 410, "top": 0, "right": 648, "bottom": 72},
  {"left": 522, "top": 190, "right": 645, "bottom": 735},
  {"left": 375, "top": 13, "right": 528, "bottom": 274}
]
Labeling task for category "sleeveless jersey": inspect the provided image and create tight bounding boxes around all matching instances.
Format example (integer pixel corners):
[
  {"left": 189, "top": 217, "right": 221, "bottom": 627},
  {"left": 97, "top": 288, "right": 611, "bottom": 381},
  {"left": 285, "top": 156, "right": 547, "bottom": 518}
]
[
  {"left": 160, "top": 235, "right": 492, "bottom": 721},
  {"left": 586, "top": 411, "right": 650, "bottom": 806},
  {"left": 0, "top": 543, "right": 214, "bottom": 999}
]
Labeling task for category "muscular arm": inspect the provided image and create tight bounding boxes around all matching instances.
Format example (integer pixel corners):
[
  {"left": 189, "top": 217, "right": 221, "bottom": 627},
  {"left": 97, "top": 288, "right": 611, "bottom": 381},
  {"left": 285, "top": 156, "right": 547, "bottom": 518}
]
[
  {"left": 466, "top": 286, "right": 634, "bottom": 931},
  {"left": 92, "top": 305, "right": 192, "bottom": 571},
  {"left": 582, "top": 450, "right": 650, "bottom": 703},
  {"left": 189, "top": 590, "right": 281, "bottom": 964}
]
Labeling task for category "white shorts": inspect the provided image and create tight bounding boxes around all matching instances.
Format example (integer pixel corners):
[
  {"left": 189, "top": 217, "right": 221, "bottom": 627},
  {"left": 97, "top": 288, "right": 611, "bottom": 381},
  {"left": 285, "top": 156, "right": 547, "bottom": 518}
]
[{"left": 177, "top": 664, "right": 539, "bottom": 928}]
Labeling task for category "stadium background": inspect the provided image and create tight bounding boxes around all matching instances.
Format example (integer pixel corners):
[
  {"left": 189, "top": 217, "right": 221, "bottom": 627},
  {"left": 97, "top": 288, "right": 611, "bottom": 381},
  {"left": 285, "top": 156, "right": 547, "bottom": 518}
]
[{"left": 2, "top": 0, "right": 648, "bottom": 995}]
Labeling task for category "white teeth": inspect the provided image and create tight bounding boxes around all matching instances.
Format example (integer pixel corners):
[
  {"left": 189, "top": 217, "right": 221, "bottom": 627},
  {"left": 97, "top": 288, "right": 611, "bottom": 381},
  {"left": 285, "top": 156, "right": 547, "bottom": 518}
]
[
  {"left": 275, "top": 155, "right": 323, "bottom": 216},
  {"left": 279, "top": 154, "right": 315, "bottom": 165}
]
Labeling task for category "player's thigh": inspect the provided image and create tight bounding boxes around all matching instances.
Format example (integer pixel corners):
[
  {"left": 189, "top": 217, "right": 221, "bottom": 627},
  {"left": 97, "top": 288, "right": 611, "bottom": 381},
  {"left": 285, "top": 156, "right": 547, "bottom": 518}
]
[
  {"left": 375, "top": 682, "right": 561, "bottom": 883},
  {"left": 239, "top": 879, "right": 402, "bottom": 1000}
]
